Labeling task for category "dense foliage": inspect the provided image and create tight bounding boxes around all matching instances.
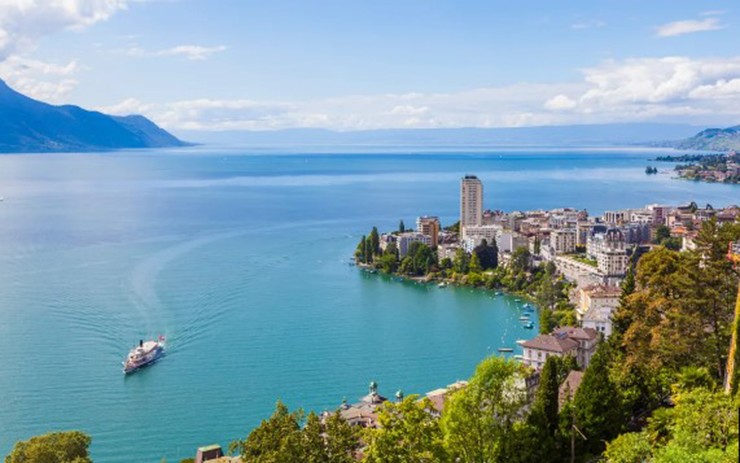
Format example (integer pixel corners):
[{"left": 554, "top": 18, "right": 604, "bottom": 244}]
[
  {"left": 4, "top": 431, "right": 92, "bottom": 463},
  {"left": 229, "top": 401, "right": 358, "bottom": 463}
]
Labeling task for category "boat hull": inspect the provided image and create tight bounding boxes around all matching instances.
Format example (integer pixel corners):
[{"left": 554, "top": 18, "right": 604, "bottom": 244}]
[{"left": 122, "top": 345, "right": 165, "bottom": 374}]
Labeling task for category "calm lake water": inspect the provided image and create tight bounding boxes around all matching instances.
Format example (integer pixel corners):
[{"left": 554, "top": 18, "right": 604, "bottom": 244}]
[{"left": 0, "top": 147, "right": 737, "bottom": 461}]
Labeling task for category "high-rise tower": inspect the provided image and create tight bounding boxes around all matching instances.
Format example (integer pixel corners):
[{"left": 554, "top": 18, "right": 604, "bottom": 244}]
[{"left": 460, "top": 175, "right": 483, "bottom": 239}]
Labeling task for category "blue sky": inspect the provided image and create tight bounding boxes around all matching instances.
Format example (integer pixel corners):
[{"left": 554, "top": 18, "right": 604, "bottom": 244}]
[{"left": 0, "top": 0, "right": 739, "bottom": 131}]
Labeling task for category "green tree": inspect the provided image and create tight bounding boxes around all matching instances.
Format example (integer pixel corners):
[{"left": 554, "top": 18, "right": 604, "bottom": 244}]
[
  {"left": 604, "top": 432, "right": 652, "bottom": 463},
  {"left": 355, "top": 235, "right": 367, "bottom": 263},
  {"left": 473, "top": 239, "right": 498, "bottom": 270},
  {"left": 369, "top": 227, "right": 381, "bottom": 259},
  {"left": 363, "top": 396, "right": 448, "bottom": 463},
  {"left": 469, "top": 252, "right": 482, "bottom": 274},
  {"left": 653, "top": 225, "right": 671, "bottom": 244},
  {"left": 230, "top": 401, "right": 304, "bottom": 463},
  {"left": 302, "top": 412, "right": 358, "bottom": 463},
  {"left": 509, "top": 247, "right": 531, "bottom": 274},
  {"left": 5, "top": 431, "right": 92, "bottom": 463},
  {"left": 399, "top": 220, "right": 405, "bottom": 233},
  {"left": 442, "top": 357, "right": 528, "bottom": 463},
  {"left": 452, "top": 248, "right": 469, "bottom": 274},
  {"left": 515, "top": 356, "right": 562, "bottom": 462},
  {"left": 573, "top": 343, "right": 626, "bottom": 458},
  {"left": 533, "top": 237, "right": 541, "bottom": 255}
]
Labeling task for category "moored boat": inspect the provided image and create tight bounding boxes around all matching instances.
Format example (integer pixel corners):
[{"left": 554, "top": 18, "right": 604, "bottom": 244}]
[
  {"left": 497, "top": 347, "right": 514, "bottom": 353},
  {"left": 123, "top": 336, "right": 165, "bottom": 374}
]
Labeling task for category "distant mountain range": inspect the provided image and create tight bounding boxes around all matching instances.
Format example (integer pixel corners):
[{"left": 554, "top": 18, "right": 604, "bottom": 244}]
[
  {"left": 177, "top": 123, "right": 705, "bottom": 148},
  {"left": 0, "top": 79, "right": 187, "bottom": 153},
  {"left": 671, "top": 126, "right": 740, "bottom": 152}
]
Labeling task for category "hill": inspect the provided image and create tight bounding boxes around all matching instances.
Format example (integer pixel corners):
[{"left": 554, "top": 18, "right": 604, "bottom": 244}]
[
  {"left": 0, "top": 79, "right": 187, "bottom": 153},
  {"left": 673, "top": 125, "right": 740, "bottom": 152}
]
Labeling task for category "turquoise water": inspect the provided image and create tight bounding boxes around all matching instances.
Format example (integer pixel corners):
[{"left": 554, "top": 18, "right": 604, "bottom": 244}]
[{"left": 0, "top": 148, "right": 737, "bottom": 462}]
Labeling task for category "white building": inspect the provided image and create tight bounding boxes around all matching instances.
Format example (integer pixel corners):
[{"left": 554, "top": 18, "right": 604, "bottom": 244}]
[
  {"left": 521, "top": 327, "right": 599, "bottom": 371},
  {"left": 397, "top": 232, "right": 432, "bottom": 257},
  {"left": 550, "top": 228, "right": 577, "bottom": 255},
  {"left": 460, "top": 175, "right": 483, "bottom": 239},
  {"left": 582, "top": 306, "right": 613, "bottom": 338},
  {"left": 588, "top": 229, "right": 628, "bottom": 277},
  {"left": 462, "top": 224, "right": 500, "bottom": 252},
  {"left": 416, "top": 216, "right": 440, "bottom": 247}
]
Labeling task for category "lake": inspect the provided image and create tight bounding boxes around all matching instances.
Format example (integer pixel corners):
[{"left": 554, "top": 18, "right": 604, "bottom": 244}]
[{"left": 0, "top": 147, "right": 737, "bottom": 461}]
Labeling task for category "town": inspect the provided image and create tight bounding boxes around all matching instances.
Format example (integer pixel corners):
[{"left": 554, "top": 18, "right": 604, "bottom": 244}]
[{"left": 178, "top": 175, "right": 739, "bottom": 463}]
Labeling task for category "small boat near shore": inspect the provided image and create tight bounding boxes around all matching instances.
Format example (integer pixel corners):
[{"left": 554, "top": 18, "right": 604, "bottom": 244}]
[
  {"left": 515, "top": 339, "right": 526, "bottom": 345},
  {"left": 497, "top": 347, "right": 514, "bottom": 353},
  {"left": 522, "top": 321, "right": 534, "bottom": 329},
  {"left": 519, "top": 316, "right": 530, "bottom": 321},
  {"left": 123, "top": 336, "right": 165, "bottom": 374},
  {"left": 438, "top": 282, "right": 448, "bottom": 288}
]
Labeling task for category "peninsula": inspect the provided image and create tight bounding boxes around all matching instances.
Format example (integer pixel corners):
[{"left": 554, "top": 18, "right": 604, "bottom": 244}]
[{"left": 655, "top": 151, "right": 740, "bottom": 184}]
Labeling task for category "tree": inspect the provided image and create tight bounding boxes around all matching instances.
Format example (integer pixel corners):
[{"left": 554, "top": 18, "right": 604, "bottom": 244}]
[
  {"left": 469, "top": 252, "right": 482, "bottom": 274},
  {"left": 533, "top": 237, "right": 541, "bottom": 255},
  {"left": 363, "top": 396, "right": 448, "bottom": 463},
  {"left": 603, "top": 432, "right": 652, "bottom": 463},
  {"left": 399, "top": 220, "right": 406, "bottom": 233},
  {"left": 653, "top": 225, "right": 671, "bottom": 244},
  {"left": 509, "top": 247, "right": 531, "bottom": 274},
  {"left": 573, "top": 343, "right": 626, "bottom": 458},
  {"left": 473, "top": 239, "right": 498, "bottom": 270},
  {"left": 452, "top": 248, "right": 469, "bottom": 274},
  {"left": 369, "top": 227, "right": 381, "bottom": 259},
  {"left": 442, "top": 356, "right": 528, "bottom": 463},
  {"left": 4, "top": 431, "right": 92, "bottom": 463},
  {"left": 230, "top": 401, "right": 304, "bottom": 463},
  {"left": 355, "top": 235, "right": 367, "bottom": 263},
  {"left": 302, "top": 412, "right": 358, "bottom": 463},
  {"left": 515, "top": 356, "right": 562, "bottom": 462}
]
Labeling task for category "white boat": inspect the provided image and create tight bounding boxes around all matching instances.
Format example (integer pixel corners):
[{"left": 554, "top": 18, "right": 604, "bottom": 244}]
[
  {"left": 123, "top": 336, "right": 165, "bottom": 374},
  {"left": 438, "top": 282, "right": 448, "bottom": 288}
]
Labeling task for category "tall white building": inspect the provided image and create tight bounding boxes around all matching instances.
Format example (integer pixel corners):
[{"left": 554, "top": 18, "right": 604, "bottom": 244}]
[{"left": 460, "top": 175, "right": 483, "bottom": 239}]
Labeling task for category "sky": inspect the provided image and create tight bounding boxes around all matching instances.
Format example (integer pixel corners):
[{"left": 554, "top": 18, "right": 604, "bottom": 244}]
[{"left": 0, "top": 0, "right": 739, "bottom": 133}]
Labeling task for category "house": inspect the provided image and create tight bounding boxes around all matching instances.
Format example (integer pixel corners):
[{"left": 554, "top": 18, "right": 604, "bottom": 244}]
[
  {"left": 521, "top": 333, "right": 579, "bottom": 371},
  {"left": 336, "top": 381, "right": 388, "bottom": 428},
  {"left": 577, "top": 284, "right": 621, "bottom": 320},
  {"left": 581, "top": 305, "right": 613, "bottom": 338},
  {"left": 553, "top": 327, "right": 599, "bottom": 368},
  {"left": 520, "top": 327, "right": 599, "bottom": 371},
  {"left": 558, "top": 370, "right": 585, "bottom": 409}
]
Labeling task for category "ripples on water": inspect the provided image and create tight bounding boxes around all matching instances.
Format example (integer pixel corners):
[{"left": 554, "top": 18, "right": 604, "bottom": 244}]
[{"left": 0, "top": 149, "right": 738, "bottom": 462}]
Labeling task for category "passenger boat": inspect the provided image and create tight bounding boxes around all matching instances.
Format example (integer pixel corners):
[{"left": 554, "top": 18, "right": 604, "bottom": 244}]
[{"left": 123, "top": 336, "right": 165, "bottom": 374}]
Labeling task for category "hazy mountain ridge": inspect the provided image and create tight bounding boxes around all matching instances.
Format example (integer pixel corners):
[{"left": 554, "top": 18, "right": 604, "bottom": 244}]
[
  {"left": 0, "top": 79, "right": 187, "bottom": 153},
  {"left": 672, "top": 125, "right": 740, "bottom": 152}
]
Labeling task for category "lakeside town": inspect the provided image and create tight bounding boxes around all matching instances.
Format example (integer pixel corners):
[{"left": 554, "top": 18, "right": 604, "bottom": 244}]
[
  {"left": 183, "top": 174, "right": 740, "bottom": 463},
  {"left": 654, "top": 150, "right": 740, "bottom": 184}
]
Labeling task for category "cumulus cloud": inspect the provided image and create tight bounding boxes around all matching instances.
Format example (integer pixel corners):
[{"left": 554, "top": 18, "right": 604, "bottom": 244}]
[
  {"left": 0, "top": 56, "right": 82, "bottom": 101},
  {"left": 543, "top": 56, "right": 740, "bottom": 121},
  {"left": 0, "top": 0, "right": 130, "bottom": 60},
  {"left": 127, "top": 44, "right": 227, "bottom": 60},
  {"left": 656, "top": 17, "right": 724, "bottom": 37}
]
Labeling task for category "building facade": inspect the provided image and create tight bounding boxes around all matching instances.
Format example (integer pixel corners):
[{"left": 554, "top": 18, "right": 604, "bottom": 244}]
[
  {"left": 460, "top": 175, "right": 483, "bottom": 239},
  {"left": 416, "top": 216, "right": 441, "bottom": 247}
]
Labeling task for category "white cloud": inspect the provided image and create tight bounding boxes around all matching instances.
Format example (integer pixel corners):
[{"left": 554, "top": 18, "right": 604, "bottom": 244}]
[
  {"left": 571, "top": 20, "right": 605, "bottom": 30},
  {"left": 0, "top": 56, "right": 82, "bottom": 101},
  {"left": 655, "top": 17, "right": 723, "bottom": 37},
  {"left": 127, "top": 44, "right": 227, "bottom": 60},
  {"left": 544, "top": 94, "right": 577, "bottom": 110},
  {"left": 543, "top": 56, "right": 740, "bottom": 122},
  {"left": 0, "top": 0, "right": 130, "bottom": 60}
]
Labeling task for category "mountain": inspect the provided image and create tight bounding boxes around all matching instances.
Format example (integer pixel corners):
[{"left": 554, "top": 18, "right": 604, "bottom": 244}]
[
  {"left": 673, "top": 126, "right": 740, "bottom": 152},
  {"left": 0, "top": 79, "right": 187, "bottom": 153},
  {"left": 177, "top": 123, "right": 704, "bottom": 148}
]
